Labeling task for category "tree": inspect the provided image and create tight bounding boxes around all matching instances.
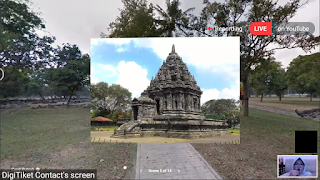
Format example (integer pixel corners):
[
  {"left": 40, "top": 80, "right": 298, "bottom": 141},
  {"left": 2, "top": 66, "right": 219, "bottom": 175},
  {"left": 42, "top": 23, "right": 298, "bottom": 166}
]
[
  {"left": 1, "top": 0, "right": 55, "bottom": 69},
  {"left": 0, "top": 65, "right": 30, "bottom": 98},
  {"left": 125, "top": 109, "right": 132, "bottom": 119},
  {"left": 106, "top": 110, "right": 127, "bottom": 123},
  {"left": 104, "top": 0, "right": 196, "bottom": 38},
  {"left": 91, "top": 82, "right": 110, "bottom": 114},
  {"left": 224, "top": 110, "right": 240, "bottom": 129},
  {"left": 285, "top": 58, "right": 306, "bottom": 97},
  {"left": 46, "top": 44, "right": 90, "bottom": 105},
  {"left": 286, "top": 53, "right": 319, "bottom": 101},
  {"left": 91, "top": 82, "right": 132, "bottom": 116},
  {"left": 103, "top": 0, "right": 163, "bottom": 38},
  {"left": 24, "top": 71, "right": 47, "bottom": 100},
  {"left": 1, "top": 0, "right": 45, "bottom": 50},
  {"left": 90, "top": 108, "right": 100, "bottom": 118},
  {"left": 201, "top": 99, "right": 239, "bottom": 116},
  {"left": 104, "top": 0, "right": 319, "bottom": 116},
  {"left": 271, "top": 68, "right": 288, "bottom": 101},
  {"left": 204, "top": 113, "right": 225, "bottom": 120},
  {"left": 0, "top": 0, "right": 55, "bottom": 98},
  {"left": 154, "top": 0, "right": 195, "bottom": 37},
  {"left": 250, "top": 60, "right": 283, "bottom": 102},
  {"left": 75, "top": 85, "right": 90, "bottom": 97},
  {"left": 250, "top": 60, "right": 272, "bottom": 102},
  {"left": 106, "top": 84, "right": 132, "bottom": 112},
  {"left": 194, "top": 0, "right": 319, "bottom": 116}
]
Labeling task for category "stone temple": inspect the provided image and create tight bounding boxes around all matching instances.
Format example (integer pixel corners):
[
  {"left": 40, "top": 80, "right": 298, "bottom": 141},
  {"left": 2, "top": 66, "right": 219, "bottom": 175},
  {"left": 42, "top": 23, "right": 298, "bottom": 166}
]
[{"left": 112, "top": 45, "right": 229, "bottom": 139}]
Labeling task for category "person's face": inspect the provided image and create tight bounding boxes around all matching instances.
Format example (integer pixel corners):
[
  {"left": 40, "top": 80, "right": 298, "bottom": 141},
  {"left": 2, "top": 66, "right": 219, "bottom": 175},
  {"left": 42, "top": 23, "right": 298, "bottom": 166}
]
[{"left": 293, "top": 159, "right": 305, "bottom": 174}]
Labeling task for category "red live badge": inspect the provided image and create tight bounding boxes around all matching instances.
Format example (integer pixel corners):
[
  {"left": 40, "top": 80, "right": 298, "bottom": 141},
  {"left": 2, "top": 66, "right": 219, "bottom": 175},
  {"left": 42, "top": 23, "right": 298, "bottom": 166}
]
[{"left": 249, "top": 22, "right": 272, "bottom": 35}]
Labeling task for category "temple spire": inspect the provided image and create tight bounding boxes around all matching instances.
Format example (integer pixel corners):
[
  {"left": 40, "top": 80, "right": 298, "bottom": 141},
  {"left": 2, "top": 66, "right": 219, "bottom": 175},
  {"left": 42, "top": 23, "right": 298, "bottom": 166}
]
[{"left": 172, "top": 44, "right": 175, "bottom": 53}]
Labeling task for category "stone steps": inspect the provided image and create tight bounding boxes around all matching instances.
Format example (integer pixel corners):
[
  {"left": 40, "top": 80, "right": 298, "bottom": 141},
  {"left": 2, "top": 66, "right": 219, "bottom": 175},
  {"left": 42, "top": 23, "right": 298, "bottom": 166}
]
[{"left": 113, "top": 121, "right": 140, "bottom": 138}]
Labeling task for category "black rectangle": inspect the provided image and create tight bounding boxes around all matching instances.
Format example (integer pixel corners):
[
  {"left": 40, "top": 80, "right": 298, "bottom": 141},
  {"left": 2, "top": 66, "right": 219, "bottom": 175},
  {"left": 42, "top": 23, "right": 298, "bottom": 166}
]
[
  {"left": 295, "top": 131, "right": 317, "bottom": 154},
  {"left": 0, "top": 169, "right": 97, "bottom": 180}
]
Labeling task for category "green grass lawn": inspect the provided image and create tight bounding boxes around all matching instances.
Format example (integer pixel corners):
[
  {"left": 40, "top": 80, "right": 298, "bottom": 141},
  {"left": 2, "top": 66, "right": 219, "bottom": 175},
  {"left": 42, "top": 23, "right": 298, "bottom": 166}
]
[
  {"left": 193, "top": 108, "right": 319, "bottom": 179},
  {"left": 228, "top": 128, "right": 240, "bottom": 134},
  {"left": 0, "top": 107, "right": 137, "bottom": 180},
  {"left": 2, "top": 106, "right": 318, "bottom": 179},
  {"left": 250, "top": 97, "right": 319, "bottom": 106},
  {"left": 106, "top": 126, "right": 118, "bottom": 131},
  {"left": 91, "top": 126, "right": 118, "bottom": 131}
]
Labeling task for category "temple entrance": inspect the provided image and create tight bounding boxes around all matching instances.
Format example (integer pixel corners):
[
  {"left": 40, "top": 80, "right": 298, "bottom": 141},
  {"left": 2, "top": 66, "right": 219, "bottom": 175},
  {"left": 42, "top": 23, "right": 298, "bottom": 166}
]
[
  {"left": 133, "top": 106, "right": 138, "bottom": 120},
  {"left": 156, "top": 99, "right": 160, "bottom": 115}
]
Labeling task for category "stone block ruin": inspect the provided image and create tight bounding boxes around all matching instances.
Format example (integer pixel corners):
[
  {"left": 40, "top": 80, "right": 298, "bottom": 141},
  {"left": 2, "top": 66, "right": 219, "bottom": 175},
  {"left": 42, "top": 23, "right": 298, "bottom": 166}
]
[
  {"left": 112, "top": 45, "right": 230, "bottom": 139},
  {"left": 295, "top": 108, "right": 320, "bottom": 120}
]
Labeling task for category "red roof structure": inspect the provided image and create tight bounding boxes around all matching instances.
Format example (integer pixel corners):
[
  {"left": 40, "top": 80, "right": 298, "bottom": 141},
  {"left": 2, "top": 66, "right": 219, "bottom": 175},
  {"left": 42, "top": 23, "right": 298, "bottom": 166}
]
[{"left": 91, "top": 116, "right": 113, "bottom": 122}]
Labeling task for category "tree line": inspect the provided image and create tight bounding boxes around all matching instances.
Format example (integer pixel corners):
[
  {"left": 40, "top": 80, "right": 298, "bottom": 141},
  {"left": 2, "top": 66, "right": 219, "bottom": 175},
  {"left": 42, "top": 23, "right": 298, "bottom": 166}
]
[
  {"left": 1, "top": 0, "right": 318, "bottom": 117},
  {"left": 250, "top": 52, "right": 319, "bottom": 102},
  {"left": 91, "top": 81, "right": 240, "bottom": 126},
  {"left": 202, "top": 99, "right": 240, "bottom": 129},
  {"left": 103, "top": 0, "right": 319, "bottom": 117},
  {"left": 1, "top": 0, "right": 90, "bottom": 105},
  {"left": 91, "top": 82, "right": 132, "bottom": 122}
]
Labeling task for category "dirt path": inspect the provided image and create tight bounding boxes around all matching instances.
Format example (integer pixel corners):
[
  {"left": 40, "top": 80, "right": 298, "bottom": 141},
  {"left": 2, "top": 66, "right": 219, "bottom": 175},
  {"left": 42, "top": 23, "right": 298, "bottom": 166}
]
[
  {"left": 248, "top": 105, "right": 299, "bottom": 117},
  {"left": 249, "top": 100, "right": 318, "bottom": 111},
  {"left": 248, "top": 103, "right": 319, "bottom": 121}
]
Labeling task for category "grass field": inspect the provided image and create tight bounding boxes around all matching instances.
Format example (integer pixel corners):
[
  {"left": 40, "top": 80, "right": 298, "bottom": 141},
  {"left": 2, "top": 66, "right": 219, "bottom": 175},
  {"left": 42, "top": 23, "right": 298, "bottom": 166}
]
[
  {"left": 250, "top": 97, "right": 319, "bottom": 107},
  {"left": 91, "top": 126, "right": 118, "bottom": 131},
  {"left": 193, "top": 108, "right": 319, "bottom": 179},
  {"left": 228, "top": 128, "right": 240, "bottom": 134},
  {"left": 105, "top": 126, "right": 118, "bottom": 131},
  {"left": 1, "top": 103, "right": 318, "bottom": 179},
  {"left": 0, "top": 107, "right": 137, "bottom": 180}
]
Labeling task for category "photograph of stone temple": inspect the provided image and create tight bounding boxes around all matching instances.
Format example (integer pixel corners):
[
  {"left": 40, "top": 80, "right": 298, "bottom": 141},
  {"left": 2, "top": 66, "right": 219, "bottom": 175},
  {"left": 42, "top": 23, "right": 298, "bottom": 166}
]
[{"left": 112, "top": 45, "right": 230, "bottom": 139}]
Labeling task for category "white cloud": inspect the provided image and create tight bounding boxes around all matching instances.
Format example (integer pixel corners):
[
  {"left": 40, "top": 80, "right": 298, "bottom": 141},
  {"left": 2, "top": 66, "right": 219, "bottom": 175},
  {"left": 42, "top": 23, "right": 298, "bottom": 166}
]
[
  {"left": 100, "top": 64, "right": 117, "bottom": 77},
  {"left": 115, "top": 61, "right": 150, "bottom": 99},
  {"left": 93, "top": 37, "right": 240, "bottom": 100},
  {"left": 91, "top": 76, "right": 98, "bottom": 84},
  {"left": 201, "top": 71, "right": 240, "bottom": 105},
  {"left": 201, "top": 87, "right": 239, "bottom": 105},
  {"left": 91, "top": 39, "right": 101, "bottom": 46},
  {"left": 97, "top": 37, "right": 240, "bottom": 89},
  {"left": 99, "top": 37, "right": 239, "bottom": 66},
  {"left": 116, "top": 47, "right": 126, "bottom": 53},
  {"left": 92, "top": 38, "right": 132, "bottom": 46},
  {"left": 92, "top": 61, "right": 150, "bottom": 98},
  {"left": 201, "top": 89, "right": 220, "bottom": 104},
  {"left": 91, "top": 65, "right": 95, "bottom": 74}
]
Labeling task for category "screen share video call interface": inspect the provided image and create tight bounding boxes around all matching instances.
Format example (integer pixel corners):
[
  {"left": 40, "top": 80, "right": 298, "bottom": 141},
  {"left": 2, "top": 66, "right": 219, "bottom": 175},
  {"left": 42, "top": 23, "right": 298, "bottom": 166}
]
[{"left": 0, "top": 0, "right": 319, "bottom": 179}]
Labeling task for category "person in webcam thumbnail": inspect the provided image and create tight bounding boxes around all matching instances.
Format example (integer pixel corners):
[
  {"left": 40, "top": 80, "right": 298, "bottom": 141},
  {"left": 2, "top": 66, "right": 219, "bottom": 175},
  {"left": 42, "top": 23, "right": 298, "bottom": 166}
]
[{"left": 280, "top": 157, "right": 312, "bottom": 176}]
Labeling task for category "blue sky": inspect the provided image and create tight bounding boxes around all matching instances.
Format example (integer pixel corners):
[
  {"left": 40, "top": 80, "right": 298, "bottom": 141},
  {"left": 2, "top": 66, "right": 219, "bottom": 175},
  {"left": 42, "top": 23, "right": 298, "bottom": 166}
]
[{"left": 91, "top": 37, "right": 240, "bottom": 104}]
